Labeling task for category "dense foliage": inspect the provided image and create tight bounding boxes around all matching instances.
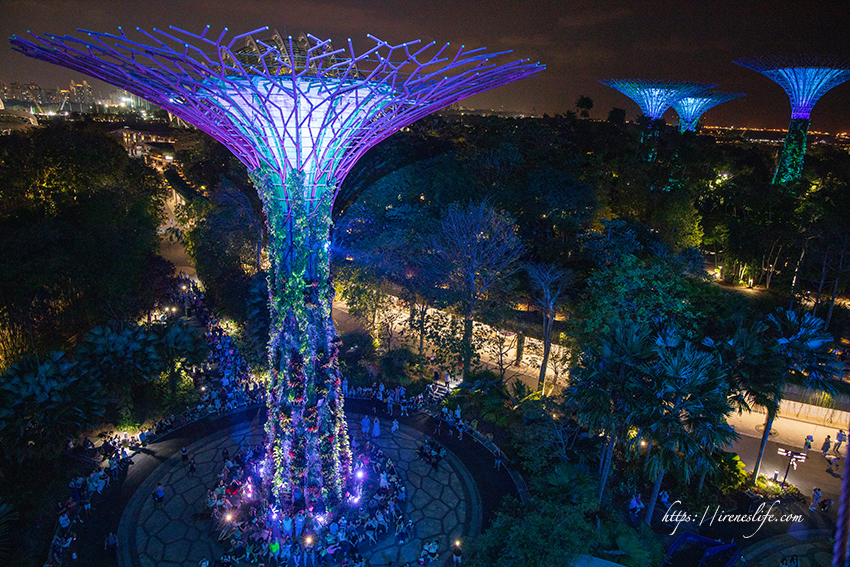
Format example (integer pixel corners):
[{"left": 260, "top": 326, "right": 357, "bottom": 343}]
[{"left": 0, "top": 123, "right": 170, "bottom": 369}]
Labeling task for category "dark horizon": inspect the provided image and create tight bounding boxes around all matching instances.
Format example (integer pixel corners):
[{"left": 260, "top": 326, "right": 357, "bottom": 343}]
[{"left": 4, "top": 0, "right": 850, "bottom": 132}]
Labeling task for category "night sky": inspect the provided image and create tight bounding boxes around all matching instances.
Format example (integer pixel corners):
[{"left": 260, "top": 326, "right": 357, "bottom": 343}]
[{"left": 4, "top": 1, "right": 850, "bottom": 132}]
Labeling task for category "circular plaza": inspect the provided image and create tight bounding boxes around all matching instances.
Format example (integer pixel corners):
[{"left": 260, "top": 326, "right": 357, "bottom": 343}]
[{"left": 118, "top": 409, "right": 485, "bottom": 567}]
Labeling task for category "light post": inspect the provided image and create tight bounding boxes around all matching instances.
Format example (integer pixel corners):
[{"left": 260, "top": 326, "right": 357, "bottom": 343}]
[{"left": 777, "top": 447, "right": 806, "bottom": 486}]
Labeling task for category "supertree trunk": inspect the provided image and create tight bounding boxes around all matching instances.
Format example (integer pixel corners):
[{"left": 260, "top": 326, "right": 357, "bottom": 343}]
[
  {"left": 10, "top": 24, "right": 542, "bottom": 518},
  {"left": 773, "top": 118, "right": 809, "bottom": 185},
  {"left": 253, "top": 168, "right": 351, "bottom": 512}
]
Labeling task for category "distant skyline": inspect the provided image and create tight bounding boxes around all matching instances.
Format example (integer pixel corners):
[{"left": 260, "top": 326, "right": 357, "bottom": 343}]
[{"left": 4, "top": 1, "right": 850, "bottom": 132}]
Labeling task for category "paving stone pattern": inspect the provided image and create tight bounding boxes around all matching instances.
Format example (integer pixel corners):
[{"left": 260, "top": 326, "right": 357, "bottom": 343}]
[
  {"left": 119, "top": 411, "right": 481, "bottom": 567},
  {"left": 738, "top": 528, "right": 835, "bottom": 566}
]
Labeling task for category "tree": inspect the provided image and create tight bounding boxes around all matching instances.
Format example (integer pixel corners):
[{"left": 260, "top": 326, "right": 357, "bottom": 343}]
[
  {"left": 422, "top": 201, "right": 524, "bottom": 378},
  {"left": 608, "top": 107, "right": 626, "bottom": 125},
  {"left": 638, "top": 340, "right": 736, "bottom": 525},
  {"left": 576, "top": 95, "right": 594, "bottom": 118},
  {"left": 153, "top": 318, "right": 209, "bottom": 401},
  {"left": 565, "top": 317, "right": 655, "bottom": 505},
  {"left": 748, "top": 309, "right": 843, "bottom": 481},
  {"left": 526, "top": 263, "right": 572, "bottom": 391},
  {"left": 0, "top": 351, "right": 103, "bottom": 462},
  {"left": 0, "top": 124, "right": 167, "bottom": 369},
  {"left": 468, "top": 496, "right": 594, "bottom": 567},
  {"left": 74, "top": 320, "right": 161, "bottom": 422}
]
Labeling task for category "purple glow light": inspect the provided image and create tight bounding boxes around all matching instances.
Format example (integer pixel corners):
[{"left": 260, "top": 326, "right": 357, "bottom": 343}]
[
  {"left": 600, "top": 79, "right": 714, "bottom": 120},
  {"left": 10, "top": 27, "right": 543, "bottom": 202},
  {"left": 735, "top": 57, "right": 850, "bottom": 119}
]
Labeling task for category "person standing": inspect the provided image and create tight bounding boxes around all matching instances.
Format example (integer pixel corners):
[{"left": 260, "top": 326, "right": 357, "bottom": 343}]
[
  {"left": 804, "top": 435, "right": 813, "bottom": 452},
  {"left": 153, "top": 483, "right": 165, "bottom": 504},
  {"left": 188, "top": 457, "right": 197, "bottom": 478},
  {"left": 361, "top": 415, "right": 371, "bottom": 440},
  {"left": 104, "top": 532, "right": 118, "bottom": 558},
  {"left": 391, "top": 419, "right": 399, "bottom": 434},
  {"left": 822, "top": 436, "right": 832, "bottom": 458},
  {"left": 837, "top": 430, "right": 847, "bottom": 453},
  {"left": 494, "top": 448, "right": 503, "bottom": 470},
  {"left": 810, "top": 487, "right": 822, "bottom": 511},
  {"left": 453, "top": 541, "right": 463, "bottom": 565},
  {"left": 372, "top": 417, "right": 381, "bottom": 439}
]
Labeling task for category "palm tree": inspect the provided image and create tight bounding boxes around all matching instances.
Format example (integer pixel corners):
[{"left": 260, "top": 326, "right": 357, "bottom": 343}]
[
  {"left": 638, "top": 340, "right": 736, "bottom": 525},
  {"left": 749, "top": 310, "right": 843, "bottom": 482},
  {"left": 565, "top": 317, "right": 654, "bottom": 505}
]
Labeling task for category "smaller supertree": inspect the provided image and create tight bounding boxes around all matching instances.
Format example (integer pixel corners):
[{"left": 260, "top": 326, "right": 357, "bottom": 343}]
[
  {"left": 734, "top": 56, "right": 850, "bottom": 184},
  {"left": 599, "top": 79, "right": 714, "bottom": 121},
  {"left": 673, "top": 91, "right": 745, "bottom": 132},
  {"left": 600, "top": 79, "right": 714, "bottom": 162}
]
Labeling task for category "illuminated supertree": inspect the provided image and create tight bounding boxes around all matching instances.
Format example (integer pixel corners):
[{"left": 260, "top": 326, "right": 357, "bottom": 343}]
[
  {"left": 672, "top": 91, "right": 745, "bottom": 132},
  {"left": 10, "top": 26, "right": 542, "bottom": 513},
  {"left": 734, "top": 56, "right": 850, "bottom": 184},
  {"left": 600, "top": 79, "right": 713, "bottom": 161},
  {"left": 599, "top": 79, "right": 713, "bottom": 121}
]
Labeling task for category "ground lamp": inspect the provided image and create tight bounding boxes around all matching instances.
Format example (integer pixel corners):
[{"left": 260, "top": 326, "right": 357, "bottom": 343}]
[
  {"left": 10, "top": 25, "right": 542, "bottom": 514},
  {"left": 734, "top": 56, "right": 850, "bottom": 185}
]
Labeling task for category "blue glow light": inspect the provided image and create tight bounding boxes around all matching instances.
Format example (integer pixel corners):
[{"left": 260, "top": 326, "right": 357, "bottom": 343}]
[
  {"left": 600, "top": 79, "right": 714, "bottom": 120},
  {"left": 735, "top": 58, "right": 850, "bottom": 119},
  {"left": 672, "top": 92, "right": 745, "bottom": 132}
]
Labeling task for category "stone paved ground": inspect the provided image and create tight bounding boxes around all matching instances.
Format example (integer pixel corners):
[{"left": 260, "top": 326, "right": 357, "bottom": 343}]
[
  {"left": 119, "top": 411, "right": 480, "bottom": 567},
  {"left": 738, "top": 528, "right": 834, "bottom": 566}
]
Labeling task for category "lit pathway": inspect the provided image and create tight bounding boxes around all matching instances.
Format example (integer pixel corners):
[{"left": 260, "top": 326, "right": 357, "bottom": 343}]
[{"left": 119, "top": 412, "right": 481, "bottom": 567}]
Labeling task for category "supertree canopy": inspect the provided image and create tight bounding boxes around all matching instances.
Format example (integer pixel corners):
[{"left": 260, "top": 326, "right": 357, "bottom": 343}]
[
  {"left": 672, "top": 91, "right": 745, "bottom": 132},
  {"left": 10, "top": 26, "right": 543, "bottom": 514},
  {"left": 599, "top": 79, "right": 714, "bottom": 120},
  {"left": 735, "top": 56, "right": 850, "bottom": 184}
]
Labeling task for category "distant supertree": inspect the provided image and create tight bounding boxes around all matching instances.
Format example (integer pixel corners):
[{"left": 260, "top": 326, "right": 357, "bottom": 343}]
[
  {"left": 10, "top": 26, "right": 542, "bottom": 515},
  {"left": 599, "top": 79, "right": 714, "bottom": 120},
  {"left": 672, "top": 91, "right": 746, "bottom": 132},
  {"left": 600, "top": 79, "right": 713, "bottom": 162},
  {"left": 735, "top": 56, "right": 850, "bottom": 184}
]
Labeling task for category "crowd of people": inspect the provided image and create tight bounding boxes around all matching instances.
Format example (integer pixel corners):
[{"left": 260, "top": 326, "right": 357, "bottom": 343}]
[
  {"left": 191, "top": 434, "right": 417, "bottom": 567},
  {"left": 45, "top": 272, "right": 508, "bottom": 566}
]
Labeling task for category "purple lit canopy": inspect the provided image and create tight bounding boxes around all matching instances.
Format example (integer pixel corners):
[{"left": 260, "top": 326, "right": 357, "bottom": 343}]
[
  {"left": 9, "top": 25, "right": 543, "bottom": 513},
  {"left": 10, "top": 26, "right": 543, "bottom": 209},
  {"left": 734, "top": 57, "right": 850, "bottom": 119},
  {"left": 672, "top": 91, "right": 745, "bottom": 132},
  {"left": 599, "top": 79, "right": 714, "bottom": 121}
]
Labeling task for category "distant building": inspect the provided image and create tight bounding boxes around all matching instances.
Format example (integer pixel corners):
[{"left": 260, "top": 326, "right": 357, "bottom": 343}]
[{"left": 121, "top": 127, "right": 178, "bottom": 170}]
